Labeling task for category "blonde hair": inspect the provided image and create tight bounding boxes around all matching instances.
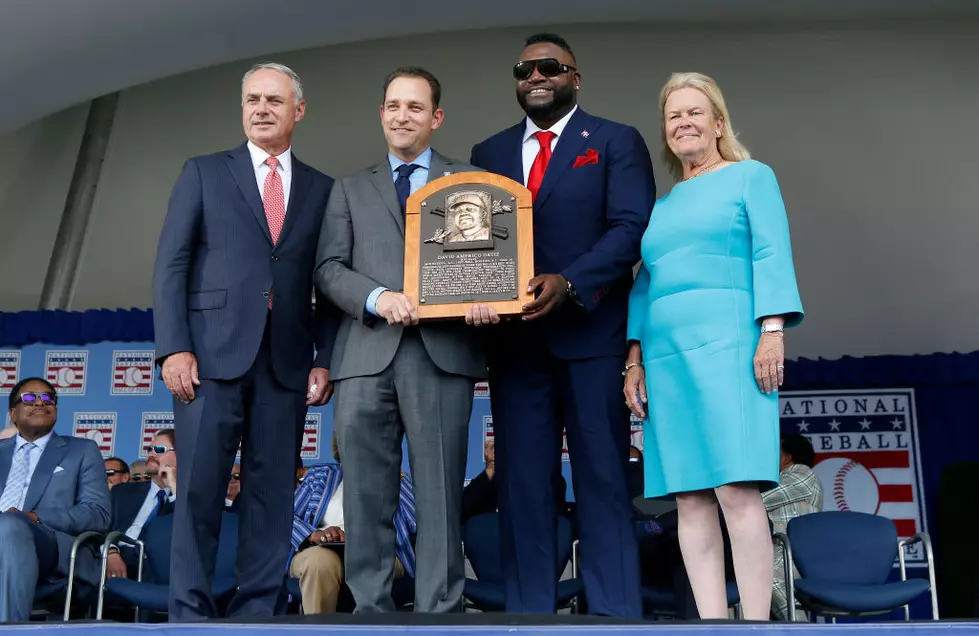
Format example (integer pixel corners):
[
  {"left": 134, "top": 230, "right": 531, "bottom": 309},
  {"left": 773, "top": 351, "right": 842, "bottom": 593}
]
[{"left": 659, "top": 72, "right": 750, "bottom": 181}]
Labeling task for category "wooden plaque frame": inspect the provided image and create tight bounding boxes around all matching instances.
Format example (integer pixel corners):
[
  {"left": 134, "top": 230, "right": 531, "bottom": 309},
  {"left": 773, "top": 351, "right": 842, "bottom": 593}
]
[{"left": 404, "top": 172, "right": 534, "bottom": 320}]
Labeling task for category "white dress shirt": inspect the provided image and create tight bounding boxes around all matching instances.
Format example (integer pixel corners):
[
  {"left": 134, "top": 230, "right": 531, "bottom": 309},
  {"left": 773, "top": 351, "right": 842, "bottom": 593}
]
[
  {"left": 319, "top": 481, "right": 344, "bottom": 531},
  {"left": 122, "top": 481, "right": 175, "bottom": 545},
  {"left": 521, "top": 105, "right": 579, "bottom": 185},
  {"left": 247, "top": 140, "right": 293, "bottom": 207}
]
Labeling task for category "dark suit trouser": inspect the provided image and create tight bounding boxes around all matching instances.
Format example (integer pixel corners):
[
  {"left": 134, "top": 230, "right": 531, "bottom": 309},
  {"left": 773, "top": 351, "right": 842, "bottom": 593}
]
[
  {"left": 489, "top": 346, "right": 642, "bottom": 617},
  {"left": 0, "top": 512, "right": 58, "bottom": 622},
  {"left": 334, "top": 329, "right": 473, "bottom": 613},
  {"left": 169, "top": 320, "right": 305, "bottom": 620}
]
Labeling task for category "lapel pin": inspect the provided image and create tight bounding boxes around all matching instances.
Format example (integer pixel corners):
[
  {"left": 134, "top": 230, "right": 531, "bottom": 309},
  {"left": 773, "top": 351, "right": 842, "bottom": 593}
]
[{"left": 581, "top": 130, "right": 590, "bottom": 138}]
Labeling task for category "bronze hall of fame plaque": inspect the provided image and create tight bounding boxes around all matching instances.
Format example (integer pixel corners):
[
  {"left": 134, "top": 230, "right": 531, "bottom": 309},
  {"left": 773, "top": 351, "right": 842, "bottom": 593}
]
[{"left": 404, "top": 172, "right": 534, "bottom": 320}]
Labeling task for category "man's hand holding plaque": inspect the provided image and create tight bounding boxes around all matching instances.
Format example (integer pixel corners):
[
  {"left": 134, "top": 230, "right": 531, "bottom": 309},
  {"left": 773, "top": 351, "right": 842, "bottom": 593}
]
[
  {"left": 377, "top": 291, "right": 420, "bottom": 326},
  {"left": 464, "top": 303, "right": 501, "bottom": 326}
]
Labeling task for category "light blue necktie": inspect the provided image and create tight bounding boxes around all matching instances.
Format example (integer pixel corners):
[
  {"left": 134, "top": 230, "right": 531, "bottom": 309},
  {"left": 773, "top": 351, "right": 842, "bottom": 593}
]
[{"left": 0, "top": 442, "right": 37, "bottom": 511}]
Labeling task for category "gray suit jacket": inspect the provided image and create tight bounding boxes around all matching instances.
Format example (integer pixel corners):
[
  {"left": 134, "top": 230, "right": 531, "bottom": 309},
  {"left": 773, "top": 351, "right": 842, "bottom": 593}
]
[
  {"left": 0, "top": 432, "right": 110, "bottom": 578},
  {"left": 315, "top": 150, "right": 487, "bottom": 381}
]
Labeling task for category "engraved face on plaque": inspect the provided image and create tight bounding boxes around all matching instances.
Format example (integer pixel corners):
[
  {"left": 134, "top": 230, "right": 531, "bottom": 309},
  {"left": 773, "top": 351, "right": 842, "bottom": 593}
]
[{"left": 404, "top": 173, "right": 533, "bottom": 320}]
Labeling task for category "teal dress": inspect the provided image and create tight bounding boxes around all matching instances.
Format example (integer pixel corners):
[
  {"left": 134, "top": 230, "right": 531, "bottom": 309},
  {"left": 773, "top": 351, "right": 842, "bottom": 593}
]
[{"left": 627, "top": 160, "right": 804, "bottom": 498}]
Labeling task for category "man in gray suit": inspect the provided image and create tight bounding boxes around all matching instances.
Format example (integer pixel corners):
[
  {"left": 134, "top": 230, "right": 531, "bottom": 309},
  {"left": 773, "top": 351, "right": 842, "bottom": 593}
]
[
  {"left": 314, "top": 67, "right": 485, "bottom": 613},
  {"left": 0, "top": 377, "right": 110, "bottom": 623}
]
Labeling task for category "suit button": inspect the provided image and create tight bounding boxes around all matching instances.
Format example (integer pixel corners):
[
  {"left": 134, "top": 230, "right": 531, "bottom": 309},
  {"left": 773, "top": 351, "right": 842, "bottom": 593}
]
[
  {"left": 263, "top": 291, "right": 270, "bottom": 298},
  {"left": 271, "top": 255, "right": 279, "bottom": 261}
]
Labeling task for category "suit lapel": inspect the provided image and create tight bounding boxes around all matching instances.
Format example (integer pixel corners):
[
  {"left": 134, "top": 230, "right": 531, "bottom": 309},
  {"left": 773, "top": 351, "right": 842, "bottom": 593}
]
[
  {"left": 24, "top": 433, "right": 69, "bottom": 511},
  {"left": 503, "top": 123, "right": 526, "bottom": 185},
  {"left": 535, "top": 109, "right": 599, "bottom": 209},
  {"left": 428, "top": 151, "right": 454, "bottom": 183},
  {"left": 276, "top": 158, "right": 311, "bottom": 247},
  {"left": 226, "top": 143, "right": 273, "bottom": 244},
  {"left": 370, "top": 160, "right": 405, "bottom": 234},
  {"left": 0, "top": 439, "right": 13, "bottom": 494}
]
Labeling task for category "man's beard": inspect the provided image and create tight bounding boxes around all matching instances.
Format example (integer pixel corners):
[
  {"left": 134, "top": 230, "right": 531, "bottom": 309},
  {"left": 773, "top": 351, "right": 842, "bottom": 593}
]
[{"left": 517, "top": 83, "right": 575, "bottom": 121}]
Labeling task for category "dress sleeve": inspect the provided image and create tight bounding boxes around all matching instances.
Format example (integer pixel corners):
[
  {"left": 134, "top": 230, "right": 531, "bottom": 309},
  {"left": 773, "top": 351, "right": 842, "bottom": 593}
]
[
  {"left": 627, "top": 265, "right": 650, "bottom": 343},
  {"left": 744, "top": 162, "right": 804, "bottom": 327}
]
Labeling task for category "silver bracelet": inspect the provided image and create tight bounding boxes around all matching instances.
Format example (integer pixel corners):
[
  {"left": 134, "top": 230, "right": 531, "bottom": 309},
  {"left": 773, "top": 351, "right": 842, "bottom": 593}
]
[{"left": 622, "top": 362, "right": 643, "bottom": 376}]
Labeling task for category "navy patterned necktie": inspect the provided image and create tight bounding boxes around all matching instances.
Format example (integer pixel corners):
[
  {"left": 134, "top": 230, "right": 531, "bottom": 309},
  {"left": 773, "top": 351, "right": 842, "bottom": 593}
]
[
  {"left": 395, "top": 163, "right": 421, "bottom": 217},
  {"left": 144, "top": 489, "right": 168, "bottom": 527}
]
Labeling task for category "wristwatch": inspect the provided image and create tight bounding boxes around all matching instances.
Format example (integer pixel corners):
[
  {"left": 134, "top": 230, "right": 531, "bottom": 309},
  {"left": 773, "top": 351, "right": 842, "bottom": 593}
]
[
  {"left": 566, "top": 277, "right": 583, "bottom": 307},
  {"left": 761, "top": 323, "right": 784, "bottom": 334}
]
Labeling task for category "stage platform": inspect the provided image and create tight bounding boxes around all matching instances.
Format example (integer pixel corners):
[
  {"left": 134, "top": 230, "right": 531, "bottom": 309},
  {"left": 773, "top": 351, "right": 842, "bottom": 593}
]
[{"left": 4, "top": 615, "right": 979, "bottom": 636}]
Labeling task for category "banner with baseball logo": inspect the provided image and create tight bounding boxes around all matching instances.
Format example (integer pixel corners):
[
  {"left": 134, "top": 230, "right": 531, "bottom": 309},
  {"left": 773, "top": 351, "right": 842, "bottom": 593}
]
[{"left": 779, "top": 389, "right": 928, "bottom": 563}]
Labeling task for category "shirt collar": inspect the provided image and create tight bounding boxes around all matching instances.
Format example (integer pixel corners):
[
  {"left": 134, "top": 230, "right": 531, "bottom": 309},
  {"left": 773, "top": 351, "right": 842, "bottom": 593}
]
[
  {"left": 148, "top": 480, "right": 173, "bottom": 501},
  {"left": 523, "top": 105, "right": 579, "bottom": 144},
  {"left": 15, "top": 430, "right": 54, "bottom": 452},
  {"left": 247, "top": 140, "right": 293, "bottom": 174},
  {"left": 388, "top": 147, "right": 432, "bottom": 176}
]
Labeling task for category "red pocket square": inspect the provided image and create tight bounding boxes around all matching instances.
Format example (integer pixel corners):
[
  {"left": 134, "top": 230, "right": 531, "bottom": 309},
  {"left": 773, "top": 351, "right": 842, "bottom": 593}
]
[{"left": 573, "top": 148, "right": 600, "bottom": 168}]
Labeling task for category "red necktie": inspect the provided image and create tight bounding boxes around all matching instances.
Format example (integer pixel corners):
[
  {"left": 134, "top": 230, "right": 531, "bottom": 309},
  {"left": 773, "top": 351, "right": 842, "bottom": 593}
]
[
  {"left": 264, "top": 156, "right": 286, "bottom": 308},
  {"left": 526, "top": 131, "right": 555, "bottom": 201},
  {"left": 263, "top": 156, "right": 286, "bottom": 244}
]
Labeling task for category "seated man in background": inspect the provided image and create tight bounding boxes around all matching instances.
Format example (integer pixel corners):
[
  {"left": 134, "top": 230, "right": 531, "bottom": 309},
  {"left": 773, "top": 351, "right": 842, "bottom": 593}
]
[
  {"left": 462, "top": 439, "right": 569, "bottom": 523},
  {"left": 224, "top": 464, "right": 241, "bottom": 511},
  {"left": 0, "top": 378, "right": 110, "bottom": 623},
  {"left": 105, "top": 457, "right": 131, "bottom": 489},
  {"left": 129, "top": 459, "right": 149, "bottom": 483},
  {"left": 289, "top": 437, "right": 416, "bottom": 614},
  {"left": 104, "top": 429, "right": 178, "bottom": 581},
  {"left": 764, "top": 433, "right": 823, "bottom": 621}
]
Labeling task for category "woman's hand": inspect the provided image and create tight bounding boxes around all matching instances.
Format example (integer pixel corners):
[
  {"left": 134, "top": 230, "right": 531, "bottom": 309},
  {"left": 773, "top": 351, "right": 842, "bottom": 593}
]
[
  {"left": 754, "top": 332, "right": 785, "bottom": 394},
  {"left": 623, "top": 365, "right": 648, "bottom": 420}
]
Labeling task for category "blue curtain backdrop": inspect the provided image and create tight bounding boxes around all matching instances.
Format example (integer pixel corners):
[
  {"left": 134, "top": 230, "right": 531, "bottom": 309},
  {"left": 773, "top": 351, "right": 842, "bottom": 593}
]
[{"left": 3, "top": 308, "right": 974, "bottom": 619}]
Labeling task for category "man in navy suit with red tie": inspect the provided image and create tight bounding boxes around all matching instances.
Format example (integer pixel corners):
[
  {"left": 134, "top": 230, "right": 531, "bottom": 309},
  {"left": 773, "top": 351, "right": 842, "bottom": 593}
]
[
  {"left": 153, "top": 62, "right": 338, "bottom": 620},
  {"left": 468, "top": 33, "right": 656, "bottom": 617}
]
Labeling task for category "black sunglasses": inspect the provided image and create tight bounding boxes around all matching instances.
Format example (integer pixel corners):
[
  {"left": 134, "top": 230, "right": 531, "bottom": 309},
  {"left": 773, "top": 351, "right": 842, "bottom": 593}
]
[
  {"left": 16, "top": 392, "right": 57, "bottom": 407},
  {"left": 149, "top": 445, "right": 174, "bottom": 454},
  {"left": 513, "top": 58, "right": 577, "bottom": 81},
  {"left": 131, "top": 473, "right": 150, "bottom": 481},
  {"left": 105, "top": 469, "right": 129, "bottom": 476}
]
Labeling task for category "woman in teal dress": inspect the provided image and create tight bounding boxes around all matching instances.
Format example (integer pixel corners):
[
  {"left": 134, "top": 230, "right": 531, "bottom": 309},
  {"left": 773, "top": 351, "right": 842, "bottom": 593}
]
[{"left": 624, "top": 72, "right": 804, "bottom": 620}]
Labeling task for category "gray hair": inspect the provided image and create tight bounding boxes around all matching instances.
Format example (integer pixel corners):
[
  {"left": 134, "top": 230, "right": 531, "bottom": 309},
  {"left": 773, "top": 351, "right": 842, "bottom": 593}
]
[{"left": 241, "top": 62, "right": 304, "bottom": 103}]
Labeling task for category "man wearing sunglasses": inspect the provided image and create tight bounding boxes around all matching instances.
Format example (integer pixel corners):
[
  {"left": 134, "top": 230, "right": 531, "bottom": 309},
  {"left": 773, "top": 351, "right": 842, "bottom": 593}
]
[
  {"left": 0, "top": 377, "right": 110, "bottom": 623},
  {"left": 102, "top": 429, "right": 178, "bottom": 583},
  {"left": 153, "top": 62, "right": 340, "bottom": 620},
  {"left": 468, "top": 33, "right": 656, "bottom": 617},
  {"left": 104, "top": 457, "right": 131, "bottom": 489},
  {"left": 129, "top": 460, "right": 149, "bottom": 483}
]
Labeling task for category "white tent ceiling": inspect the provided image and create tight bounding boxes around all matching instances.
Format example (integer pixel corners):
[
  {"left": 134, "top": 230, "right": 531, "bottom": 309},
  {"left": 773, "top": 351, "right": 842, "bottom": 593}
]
[{"left": 2, "top": 0, "right": 976, "bottom": 133}]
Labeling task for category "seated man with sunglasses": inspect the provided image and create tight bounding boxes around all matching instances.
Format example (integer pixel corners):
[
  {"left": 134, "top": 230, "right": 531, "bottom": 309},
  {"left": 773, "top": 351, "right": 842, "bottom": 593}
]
[
  {"left": 129, "top": 460, "right": 149, "bottom": 483},
  {"left": 0, "top": 377, "right": 110, "bottom": 623},
  {"left": 103, "top": 429, "right": 178, "bottom": 582},
  {"left": 105, "top": 457, "right": 131, "bottom": 490},
  {"left": 224, "top": 464, "right": 241, "bottom": 512}
]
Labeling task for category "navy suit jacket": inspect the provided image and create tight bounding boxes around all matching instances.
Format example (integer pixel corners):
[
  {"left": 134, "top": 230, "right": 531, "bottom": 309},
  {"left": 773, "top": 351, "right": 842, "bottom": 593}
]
[
  {"left": 108, "top": 481, "right": 175, "bottom": 537},
  {"left": 0, "top": 433, "right": 110, "bottom": 578},
  {"left": 470, "top": 108, "right": 656, "bottom": 359},
  {"left": 153, "top": 143, "right": 340, "bottom": 389}
]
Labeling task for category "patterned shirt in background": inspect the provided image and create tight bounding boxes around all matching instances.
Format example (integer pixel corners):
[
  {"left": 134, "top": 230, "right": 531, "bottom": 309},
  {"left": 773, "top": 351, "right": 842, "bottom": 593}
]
[{"left": 763, "top": 463, "right": 823, "bottom": 621}]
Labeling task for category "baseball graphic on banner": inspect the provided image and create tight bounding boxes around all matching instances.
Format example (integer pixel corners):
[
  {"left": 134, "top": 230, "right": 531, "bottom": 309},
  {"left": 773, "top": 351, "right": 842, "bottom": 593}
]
[{"left": 815, "top": 456, "right": 881, "bottom": 514}]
